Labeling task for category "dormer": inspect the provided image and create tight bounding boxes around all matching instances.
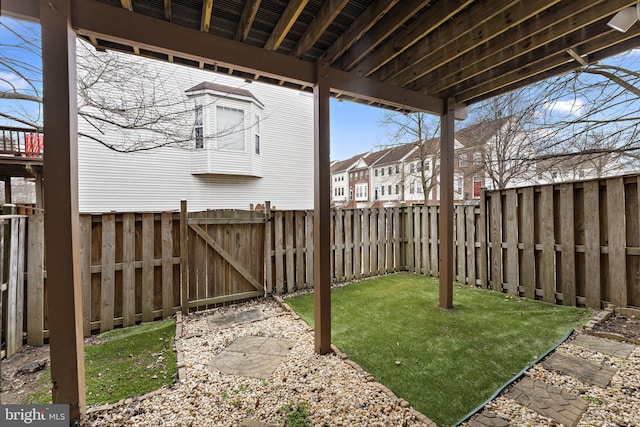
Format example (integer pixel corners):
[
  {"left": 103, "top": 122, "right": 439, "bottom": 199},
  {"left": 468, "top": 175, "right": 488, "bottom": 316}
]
[{"left": 186, "top": 82, "right": 264, "bottom": 177}]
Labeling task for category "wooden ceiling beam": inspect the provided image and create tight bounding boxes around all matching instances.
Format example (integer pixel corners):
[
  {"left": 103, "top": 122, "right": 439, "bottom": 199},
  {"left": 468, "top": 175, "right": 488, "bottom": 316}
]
[
  {"left": 353, "top": 0, "right": 474, "bottom": 77},
  {"left": 321, "top": 0, "right": 398, "bottom": 64},
  {"left": 338, "top": 0, "right": 430, "bottom": 71},
  {"left": 415, "top": 0, "right": 623, "bottom": 95},
  {"left": 291, "top": 0, "right": 349, "bottom": 58},
  {"left": 456, "top": 23, "right": 640, "bottom": 103},
  {"left": 379, "top": 0, "right": 558, "bottom": 86},
  {"left": 0, "top": 0, "right": 40, "bottom": 21},
  {"left": 234, "top": 0, "right": 261, "bottom": 41},
  {"left": 566, "top": 48, "right": 589, "bottom": 66},
  {"left": 201, "top": 0, "right": 214, "bottom": 33},
  {"left": 264, "top": 0, "right": 309, "bottom": 51}
]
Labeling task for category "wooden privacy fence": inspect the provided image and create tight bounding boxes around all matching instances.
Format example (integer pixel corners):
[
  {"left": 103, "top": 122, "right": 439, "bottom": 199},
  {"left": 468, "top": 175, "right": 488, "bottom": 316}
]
[
  {"left": 482, "top": 176, "right": 640, "bottom": 309},
  {"left": 8, "top": 174, "right": 640, "bottom": 352}
]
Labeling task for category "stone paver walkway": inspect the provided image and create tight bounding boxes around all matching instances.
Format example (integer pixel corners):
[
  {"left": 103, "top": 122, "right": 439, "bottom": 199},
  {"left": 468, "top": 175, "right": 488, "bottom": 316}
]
[
  {"left": 208, "top": 308, "right": 265, "bottom": 330},
  {"left": 469, "top": 333, "right": 635, "bottom": 427},
  {"left": 504, "top": 376, "right": 588, "bottom": 426},
  {"left": 541, "top": 352, "right": 617, "bottom": 388},
  {"left": 210, "top": 336, "right": 295, "bottom": 379},
  {"left": 570, "top": 333, "right": 635, "bottom": 358}
]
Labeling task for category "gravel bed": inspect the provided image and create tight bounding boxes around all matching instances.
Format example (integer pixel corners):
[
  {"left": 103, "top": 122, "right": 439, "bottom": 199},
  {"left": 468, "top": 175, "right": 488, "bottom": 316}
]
[
  {"left": 83, "top": 299, "right": 430, "bottom": 426},
  {"left": 462, "top": 336, "right": 640, "bottom": 427}
]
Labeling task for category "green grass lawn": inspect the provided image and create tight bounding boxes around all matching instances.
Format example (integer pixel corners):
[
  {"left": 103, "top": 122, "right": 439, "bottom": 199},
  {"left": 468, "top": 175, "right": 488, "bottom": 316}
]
[
  {"left": 285, "top": 273, "right": 592, "bottom": 426},
  {"left": 27, "top": 319, "right": 177, "bottom": 406}
]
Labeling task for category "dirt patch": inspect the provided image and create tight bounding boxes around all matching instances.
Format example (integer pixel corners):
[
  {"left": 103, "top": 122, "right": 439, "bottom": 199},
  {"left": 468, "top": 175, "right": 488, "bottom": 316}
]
[
  {"left": 593, "top": 314, "right": 640, "bottom": 341},
  {"left": 1, "top": 344, "right": 51, "bottom": 404}
]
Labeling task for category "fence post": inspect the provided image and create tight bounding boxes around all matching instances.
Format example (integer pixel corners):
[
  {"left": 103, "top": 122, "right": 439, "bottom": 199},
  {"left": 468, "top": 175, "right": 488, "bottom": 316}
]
[
  {"left": 180, "top": 200, "right": 189, "bottom": 315},
  {"left": 264, "top": 201, "right": 272, "bottom": 294}
]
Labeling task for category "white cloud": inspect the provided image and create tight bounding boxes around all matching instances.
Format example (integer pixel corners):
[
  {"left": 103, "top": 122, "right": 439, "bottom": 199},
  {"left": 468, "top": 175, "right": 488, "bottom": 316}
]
[
  {"left": 0, "top": 71, "right": 30, "bottom": 91},
  {"left": 543, "top": 98, "right": 585, "bottom": 116}
]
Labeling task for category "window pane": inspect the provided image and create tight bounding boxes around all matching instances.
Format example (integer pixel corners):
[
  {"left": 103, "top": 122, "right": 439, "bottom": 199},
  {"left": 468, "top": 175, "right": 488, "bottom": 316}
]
[{"left": 217, "top": 106, "right": 245, "bottom": 151}]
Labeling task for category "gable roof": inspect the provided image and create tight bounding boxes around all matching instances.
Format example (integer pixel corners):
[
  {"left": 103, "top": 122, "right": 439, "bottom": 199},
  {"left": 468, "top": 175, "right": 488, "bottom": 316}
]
[
  {"left": 372, "top": 143, "right": 418, "bottom": 166},
  {"left": 330, "top": 152, "right": 369, "bottom": 173}
]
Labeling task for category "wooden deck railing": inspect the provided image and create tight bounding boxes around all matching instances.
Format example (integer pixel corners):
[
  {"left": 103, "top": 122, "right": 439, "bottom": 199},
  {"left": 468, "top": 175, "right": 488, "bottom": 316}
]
[{"left": 0, "top": 125, "right": 44, "bottom": 158}]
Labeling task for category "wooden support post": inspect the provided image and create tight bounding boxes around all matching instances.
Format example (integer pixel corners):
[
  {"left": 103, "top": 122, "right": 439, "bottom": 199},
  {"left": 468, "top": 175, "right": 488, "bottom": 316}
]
[
  {"left": 439, "top": 97, "right": 455, "bottom": 309},
  {"left": 4, "top": 177, "right": 12, "bottom": 204},
  {"left": 314, "top": 60, "right": 331, "bottom": 354},
  {"left": 41, "top": 0, "right": 86, "bottom": 421}
]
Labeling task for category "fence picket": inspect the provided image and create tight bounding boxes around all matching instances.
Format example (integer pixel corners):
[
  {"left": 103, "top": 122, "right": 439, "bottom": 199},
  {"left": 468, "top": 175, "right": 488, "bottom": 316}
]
[
  {"left": 607, "top": 178, "right": 627, "bottom": 306},
  {"left": 540, "top": 186, "right": 556, "bottom": 303},
  {"left": 27, "top": 215, "right": 44, "bottom": 345},
  {"left": 122, "top": 213, "right": 136, "bottom": 326},
  {"left": 142, "top": 213, "right": 154, "bottom": 321},
  {"left": 100, "top": 214, "right": 116, "bottom": 332},
  {"left": 79, "top": 215, "right": 92, "bottom": 336},
  {"left": 520, "top": 188, "right": 535, "bottom": 299},
  {"left": 506, "top": 190, "right": 518, "bottom": 295},
  {"left": 559, "top": 184, "right": 576, "bottom": 306}
]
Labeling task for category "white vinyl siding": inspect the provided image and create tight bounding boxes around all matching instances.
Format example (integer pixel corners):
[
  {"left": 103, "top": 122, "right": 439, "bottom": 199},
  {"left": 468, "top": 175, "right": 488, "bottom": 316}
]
[{"left": 77, "top": 44, "right": 313, "bottom": 211}]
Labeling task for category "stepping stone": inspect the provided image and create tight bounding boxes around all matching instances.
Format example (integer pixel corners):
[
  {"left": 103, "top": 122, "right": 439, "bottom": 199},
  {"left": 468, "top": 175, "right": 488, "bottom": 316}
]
[
  {"left": 571, "top": 334, "right": 634, "bottom": 358},
  {"left": 208, "top": 308, "right": 264, "bottom": 330},
  {"left": 504, "top": 376, "right": 587, "bottom": 427},
  {"left": 468, "top": 410, "right": 511, "bottom": 427},
  {"left": 239, "top": 417, "right": 277, "bottom": 427},
  {"left": 541, "top": 352, "right": 617, "bottom": 388},
  {"left": 210, "top": 336, "right": 295, "bottom": 379}
]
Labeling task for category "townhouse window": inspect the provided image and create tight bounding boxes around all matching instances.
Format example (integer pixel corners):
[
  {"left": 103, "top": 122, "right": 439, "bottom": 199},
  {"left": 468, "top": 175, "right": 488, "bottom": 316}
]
[
  {"left": 410, "top": 163, "right": 415, "bottom": 173},
  {"left": 388, "top": 167, "right": 392, "bottom": 175},
  {"left": 459, "top": 153, "right": 467, "bottom": 167},
  {"left": 381, "top": 168, "right": 385, "bottom": 177},
  {"left": 395, "top": 184, "right": 399, "bottom": 194},
  {"left": 425, "top": 161, "right": 430, "bottom": 172},
  {"left": 350, "top": 188, "right": 353, "bottom": 200},
  {"left": 374, "top": 188, "right": 379, "bottom": 200},
  {"left": 395, "top": 165, "right": 399, "bottom": 173},
  {"left": 365, "top": 170, "right": 369, "bottom": 179},
  {"left": 375, "top": 169, "right": 378, "bottom": 177},
  {"left": 381, "top": 186, "right": 385, "bottom": 196},
  {"left": 195, "top": 105, "right": 204, "bottom": 149},
  {"left": 552, "top": 171, "right": 558, "bottom": 179},
  {"left": 435, "top": 158, "right": 441, "bottom": 167},
  {"left": 254, "top": 114, "right": 260, "bottom": 155},
  {"left": 388, "top": 185, "right": 391, "bottom": 195},
  {"left": 416, "top": 161, "right": 422, "bottom": 171},
  {"left": 216, "top": 106, "right": 245, "bottom": 151},
  {"left": 359, "top": 171, "right": 363, "bottom": 179},
  {"left": 473, "top": 152, "right": 482, "bottom": 165},
  {"left": 456, "top": 176, "right": 463, "bottom": 194},
  {"left": 410, "top": 182, "right": 415, "bottom": 194},
  {"left": 417, "top": 184, "right": 422, "bottom": 193}
]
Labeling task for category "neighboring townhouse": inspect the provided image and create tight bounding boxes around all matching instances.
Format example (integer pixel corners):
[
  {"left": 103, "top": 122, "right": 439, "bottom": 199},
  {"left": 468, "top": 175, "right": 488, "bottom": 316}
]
[
  {"left": 369, "top": 144, "right": 418, "bottom": 206},
  {"left": 535, "top": 151, "right": 625, "bottom": 184},
  {"left": 330, "top": 117, "right": 534, "bottom": 207},
  {"left": 330, "top": 153, "right": 366, "bottom": 207},
  {"left": 77, "top": 47, "right": 315, "bottom": 212}
]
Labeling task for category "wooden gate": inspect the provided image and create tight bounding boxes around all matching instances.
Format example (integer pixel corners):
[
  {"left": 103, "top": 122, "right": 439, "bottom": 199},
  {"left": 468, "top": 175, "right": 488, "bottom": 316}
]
[{"left": 180, "top": 201, "right": 266, "bottom": 312}]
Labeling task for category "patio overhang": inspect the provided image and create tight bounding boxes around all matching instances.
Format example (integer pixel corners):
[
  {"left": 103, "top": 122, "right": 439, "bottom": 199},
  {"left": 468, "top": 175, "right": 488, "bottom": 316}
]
[{"left": 3, "top": 0, "right": 640, "bottom": 423}]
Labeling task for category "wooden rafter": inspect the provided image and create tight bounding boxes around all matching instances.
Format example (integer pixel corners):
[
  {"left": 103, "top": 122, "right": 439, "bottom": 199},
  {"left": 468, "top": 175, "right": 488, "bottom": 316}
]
[
  {"left": 567, "top": 48, "right": 588, "bottom": 66},
  {"left": 164, "top": 0, "right": 171, "bottom": 21},
  {"left": 338, "top": 0, "right": 430, "bottom": 71},
  {"left": 264, "top": 0, "right": 309, "bottom": 51},
  {"left": 353, "top": 0, "right": 474, "bottom": 77},
  {"left": 234, "top": 0, "right": 261, "bottom": 41},
  {"left": 372, "top": 0, "right": 532, "bottom": 83},
  {"left": 457, "top": 22, "right": 640, "bottom": 103},
  {"left": 291, "top": 0, "right": 350, "bottom": 58},
  {"left": 201, "top": 0, "right": 214, "bottom": 32},
  {"left": 321, "top": 0, "right": 399, "bottom": 64},
  {"left": 411, "top": 0, "right": 613, "bottom": 94}
]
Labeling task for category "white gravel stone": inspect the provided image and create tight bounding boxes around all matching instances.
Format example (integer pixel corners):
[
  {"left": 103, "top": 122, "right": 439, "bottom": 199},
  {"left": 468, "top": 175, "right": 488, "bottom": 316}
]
[{"left": 82, "top": 299, "right": 430, "bottom": 426}]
